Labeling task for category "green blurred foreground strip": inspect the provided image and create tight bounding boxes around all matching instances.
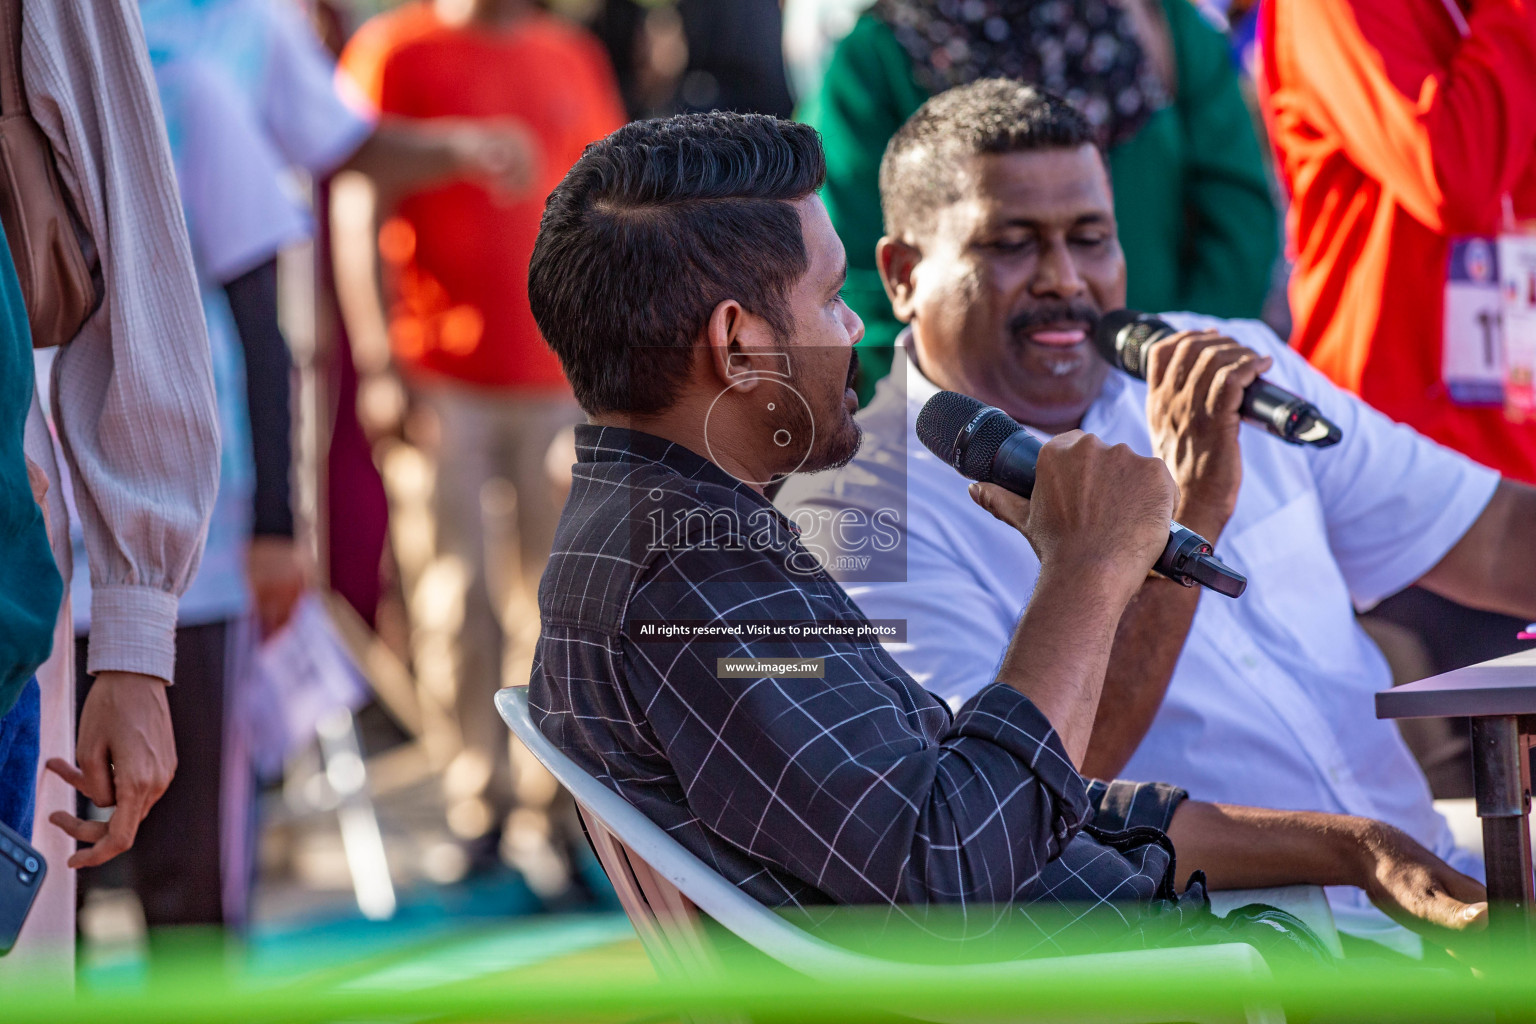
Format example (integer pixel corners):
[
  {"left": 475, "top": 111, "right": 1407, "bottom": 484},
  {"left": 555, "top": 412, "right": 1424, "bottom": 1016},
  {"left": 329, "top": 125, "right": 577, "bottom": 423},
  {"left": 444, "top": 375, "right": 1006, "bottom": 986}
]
[{"left": 8, "top": 950, "right": 1536, "bottom": 1023}]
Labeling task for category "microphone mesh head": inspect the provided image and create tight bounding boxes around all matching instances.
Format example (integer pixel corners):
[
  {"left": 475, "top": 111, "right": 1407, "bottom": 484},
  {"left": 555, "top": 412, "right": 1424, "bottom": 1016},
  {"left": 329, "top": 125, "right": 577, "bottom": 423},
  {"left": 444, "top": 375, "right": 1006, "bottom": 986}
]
[
  {"left": 1118, "top": 321, "right": 1163, "bottom": 377},
  {"left": 915, "top": 391, "right": 1021, "bottom": 482},
  {"left": 1092, "top": 309, "right": 1172, "bottom": 379},
  {"left": 957, "top": 409, "right": 1019, "bottom": 482},
  {"left": 1092, "top": 308, "right": 1142, "bottom": 373},
  {"left": 916, "top": 391, "right": 986, "bottom": 464}
]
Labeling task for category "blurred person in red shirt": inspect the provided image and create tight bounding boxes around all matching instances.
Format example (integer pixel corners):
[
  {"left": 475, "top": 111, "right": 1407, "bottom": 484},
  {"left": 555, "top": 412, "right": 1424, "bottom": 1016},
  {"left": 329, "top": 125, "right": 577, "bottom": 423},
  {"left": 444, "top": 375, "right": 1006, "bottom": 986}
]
[
  {"left": 1259, "top": 0, "right": 1536, "bottom": 483},
  {"left": 1259, "top": 0, "right": 1536, "bottom": 747},
  {"left": 336, "top": 0, "right": 624, "bottom": 895}
]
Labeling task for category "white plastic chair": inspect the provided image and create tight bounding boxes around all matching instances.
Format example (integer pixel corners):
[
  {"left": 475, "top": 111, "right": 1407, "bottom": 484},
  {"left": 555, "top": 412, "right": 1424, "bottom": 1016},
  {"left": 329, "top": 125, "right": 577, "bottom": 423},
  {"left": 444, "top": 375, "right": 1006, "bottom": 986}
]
[{"left": 498, "top": 686, "right": 1289, "bottom": 1024}]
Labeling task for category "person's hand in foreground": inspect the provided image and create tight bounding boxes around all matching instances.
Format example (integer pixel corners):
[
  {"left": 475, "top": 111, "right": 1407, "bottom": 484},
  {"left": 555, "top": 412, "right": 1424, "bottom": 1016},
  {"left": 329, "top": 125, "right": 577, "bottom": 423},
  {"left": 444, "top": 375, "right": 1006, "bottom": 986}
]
[
  {"left": 46, "top": 672, "right": 176, "bottom": 868},
  {"left": 248, "top": 535, "right": 312, "bottom": 638}
]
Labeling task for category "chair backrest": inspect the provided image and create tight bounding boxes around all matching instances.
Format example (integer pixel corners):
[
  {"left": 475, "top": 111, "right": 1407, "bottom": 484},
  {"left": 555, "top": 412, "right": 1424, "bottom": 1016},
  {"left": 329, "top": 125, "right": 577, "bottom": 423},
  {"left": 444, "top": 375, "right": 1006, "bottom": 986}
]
[{"left": 495, "top": 687, "right": 883, "bottom": 979}]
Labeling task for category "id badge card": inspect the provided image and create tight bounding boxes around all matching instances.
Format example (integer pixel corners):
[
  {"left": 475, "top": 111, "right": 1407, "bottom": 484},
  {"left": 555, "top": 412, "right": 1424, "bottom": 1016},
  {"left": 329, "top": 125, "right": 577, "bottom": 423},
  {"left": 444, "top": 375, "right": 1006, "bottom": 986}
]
[
  {"left": 1497, "top": 231, "right": 1536, "bottom": 421},
  {"left": 1442, "top": 236, "right": 1505, "bottom": 406}
]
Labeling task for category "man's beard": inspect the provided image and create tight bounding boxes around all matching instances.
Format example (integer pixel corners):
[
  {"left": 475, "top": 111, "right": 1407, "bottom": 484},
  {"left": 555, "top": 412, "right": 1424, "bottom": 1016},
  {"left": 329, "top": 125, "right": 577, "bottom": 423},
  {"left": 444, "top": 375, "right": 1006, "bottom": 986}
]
[{"left": 773, "top": 347, "right": 863, "bottom": 478}]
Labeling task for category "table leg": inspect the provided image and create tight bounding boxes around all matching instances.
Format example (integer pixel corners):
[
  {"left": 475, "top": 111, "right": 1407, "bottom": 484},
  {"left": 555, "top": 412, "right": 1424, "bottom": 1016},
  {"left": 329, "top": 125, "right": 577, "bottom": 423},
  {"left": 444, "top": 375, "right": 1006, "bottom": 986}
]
[{"left": 1471, "top": 716, "right": 1533, "bottom": 948}]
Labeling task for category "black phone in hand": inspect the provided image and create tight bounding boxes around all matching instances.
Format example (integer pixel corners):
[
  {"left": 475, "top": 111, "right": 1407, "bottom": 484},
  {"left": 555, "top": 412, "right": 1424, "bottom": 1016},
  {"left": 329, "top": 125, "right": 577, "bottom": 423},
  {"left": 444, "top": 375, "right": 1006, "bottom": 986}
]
[{"left": 0, "top": 820, "right": 45, "bottom": 955}]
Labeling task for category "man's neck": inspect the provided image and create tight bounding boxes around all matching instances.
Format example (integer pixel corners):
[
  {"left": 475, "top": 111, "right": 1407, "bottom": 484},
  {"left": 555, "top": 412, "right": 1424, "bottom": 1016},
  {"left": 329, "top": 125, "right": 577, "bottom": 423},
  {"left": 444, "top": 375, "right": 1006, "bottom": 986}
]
[
  {"left": 590, "top": 407, "right": 773, "bottom": 495},
  {"left": 434, "top": 0, "right": 535, "bottom": 28}
]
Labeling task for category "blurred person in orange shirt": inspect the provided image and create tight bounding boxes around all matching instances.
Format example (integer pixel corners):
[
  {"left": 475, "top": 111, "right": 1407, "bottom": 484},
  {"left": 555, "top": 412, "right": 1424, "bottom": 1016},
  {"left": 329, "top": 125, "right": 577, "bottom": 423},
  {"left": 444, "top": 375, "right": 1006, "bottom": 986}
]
[
  {"left": 335, "top": 0, "right": 624, "bottom": 895},
  {"left": 1259, "top": 0, "right": 1536, "bottom": 694},
  {"left": 1260, "top": 0, "right": 1536, "bottom": 482}
]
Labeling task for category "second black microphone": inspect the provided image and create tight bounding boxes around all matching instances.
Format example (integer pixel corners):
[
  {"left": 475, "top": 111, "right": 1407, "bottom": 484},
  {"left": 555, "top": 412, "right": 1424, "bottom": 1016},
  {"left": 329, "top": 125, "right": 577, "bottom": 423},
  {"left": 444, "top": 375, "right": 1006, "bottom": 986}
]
[
  {"left": 915, "top": 390, "right": 1247, "bottom": 598},
  {"left": 1095, "top": 309, "right": 1342, "bottom": 448}
]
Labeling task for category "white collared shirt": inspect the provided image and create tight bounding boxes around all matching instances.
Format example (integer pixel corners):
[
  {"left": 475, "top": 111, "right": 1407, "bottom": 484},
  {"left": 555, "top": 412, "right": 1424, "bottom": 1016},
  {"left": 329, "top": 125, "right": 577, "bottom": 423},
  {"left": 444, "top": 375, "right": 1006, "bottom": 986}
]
[{"left": 777, "top": 313, "right": 1500, "bottom": 927}]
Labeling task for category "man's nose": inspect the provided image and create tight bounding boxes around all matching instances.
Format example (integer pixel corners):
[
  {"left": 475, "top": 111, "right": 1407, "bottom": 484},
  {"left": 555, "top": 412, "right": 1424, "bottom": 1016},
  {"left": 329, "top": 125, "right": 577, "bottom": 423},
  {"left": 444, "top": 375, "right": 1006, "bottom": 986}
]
[
  {"left": 844, "top": 304, "right": 866, "bottom": 347},
  {"left": 1031, "top": 239, "right": 1087, "bottom": 299}
]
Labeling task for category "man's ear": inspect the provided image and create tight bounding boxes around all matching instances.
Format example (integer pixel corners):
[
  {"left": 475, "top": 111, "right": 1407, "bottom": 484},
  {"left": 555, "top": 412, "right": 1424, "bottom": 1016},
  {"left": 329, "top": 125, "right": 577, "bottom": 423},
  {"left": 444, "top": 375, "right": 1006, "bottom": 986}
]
[
  {"left": 702, "top": 298, "right": 779, "bottom": 394},
  {"left": 878, "top": 236, "right": 921, "bottom": 324}
]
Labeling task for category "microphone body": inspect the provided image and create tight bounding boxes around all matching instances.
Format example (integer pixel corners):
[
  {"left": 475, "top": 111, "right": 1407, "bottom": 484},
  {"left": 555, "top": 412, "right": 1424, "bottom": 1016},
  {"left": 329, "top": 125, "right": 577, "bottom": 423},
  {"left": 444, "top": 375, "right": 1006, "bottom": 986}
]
[
  {"left": 1095, "top": 310, "right": 1343, "bottom": 448},
  {"left": 916, "top": 392, "right": 1247, "bottom": 598}
]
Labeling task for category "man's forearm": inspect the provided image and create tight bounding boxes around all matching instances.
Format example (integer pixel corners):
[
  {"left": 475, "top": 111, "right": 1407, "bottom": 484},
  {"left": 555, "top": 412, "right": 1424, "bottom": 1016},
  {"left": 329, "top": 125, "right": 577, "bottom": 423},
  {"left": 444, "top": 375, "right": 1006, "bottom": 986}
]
[
  {"left": 339, "top": 120, "right": 464, "bottom": 202},
  {"left": 1082, "top": 577, "right": 1200, "bottom": 779},
  {"left": 329, "top": 172, "right": 392, "bottom": 378},
  {"left": 1165, "top": 800, "right": 1364, "bottom": 891},
  {"left": 1170, "top": 801, "right": 1489, "bottom": 934},
  {"left": 996, "top": 567, "right": 1138, "bottom": 766}
]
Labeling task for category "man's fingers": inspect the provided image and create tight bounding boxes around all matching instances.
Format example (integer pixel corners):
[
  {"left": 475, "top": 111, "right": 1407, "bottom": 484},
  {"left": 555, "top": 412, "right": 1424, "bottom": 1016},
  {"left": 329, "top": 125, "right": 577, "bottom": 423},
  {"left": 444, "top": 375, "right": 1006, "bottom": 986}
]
[
  {"left": 48, "top": 811, "right": 109, "bottom": 846},
  {"left": 1143, "top": 333, "right": 1176, "bottom": 384},
  {"left": 44, "top": 757, "right": 87, "bottom": 792},
  {"left": 1160, "top": 332, "right": 1222, "bottom": 394},
  {"left": 1206, "top": 354, "right": 1273, "bottom": 418},
  {"left": 67, "top": 831, "right": 133, "bottom": 870},
  {"left": 968, "top": 481, "right": 1031, "bottom": 529},
  {"left": 77, "top": 748, "right": 118, "bottom": 808},
  {"left": 64, "top": 788, "right": 146, "bottom": 869},
  {"left": 1144, "top": 331, "right": 1217, "bottom": 390},
  {"left": 45, "top": 756, "right": 113, "bottom": 808},
  {"left": 1185, "top": 343, "right": 1232, "bottom": 405},
  {"left": 1422, "top": 893, "right": 1489, "bottom": 932},
  {"left": 1438, "top": 867, "right": 1489, "bottom": 908},
  {"left": 94, "top": 789, "right": 147, "bottom": 867}
]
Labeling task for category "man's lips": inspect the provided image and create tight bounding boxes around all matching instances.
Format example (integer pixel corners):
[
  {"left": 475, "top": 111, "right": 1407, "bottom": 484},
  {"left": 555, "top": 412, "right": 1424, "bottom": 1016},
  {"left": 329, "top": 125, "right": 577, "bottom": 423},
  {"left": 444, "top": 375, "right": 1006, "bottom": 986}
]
[{"left": 1020, "top": 323, "right": 1089, "bottom": 347}]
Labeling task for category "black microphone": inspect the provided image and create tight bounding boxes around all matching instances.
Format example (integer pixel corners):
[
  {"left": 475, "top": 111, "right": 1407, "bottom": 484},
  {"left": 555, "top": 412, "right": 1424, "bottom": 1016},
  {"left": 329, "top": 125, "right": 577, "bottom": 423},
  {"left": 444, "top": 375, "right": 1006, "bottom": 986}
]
[
  {"left": 916, "top": 391, "right": 1247, "bottom": 598},
  {"left": 1094, "top": 310, "right": 1342, "bottom": 448}
]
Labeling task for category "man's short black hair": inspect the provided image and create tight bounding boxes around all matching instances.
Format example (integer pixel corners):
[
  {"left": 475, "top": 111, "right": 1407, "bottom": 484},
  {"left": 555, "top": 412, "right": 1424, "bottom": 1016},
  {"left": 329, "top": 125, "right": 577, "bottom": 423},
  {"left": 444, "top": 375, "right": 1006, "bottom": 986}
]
[
  {"left": 880, "top": 79, "right": 1098, "bottom": 240},
  {"left": 529, "top": 112, "right": 826, "bottom": 416}
]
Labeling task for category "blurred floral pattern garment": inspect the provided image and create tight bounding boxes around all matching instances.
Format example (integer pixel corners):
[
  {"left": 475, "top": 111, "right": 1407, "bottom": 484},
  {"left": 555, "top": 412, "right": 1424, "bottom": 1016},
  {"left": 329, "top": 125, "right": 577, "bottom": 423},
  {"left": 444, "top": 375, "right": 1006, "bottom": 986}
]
[{"left": 871, "top": 0, "right": 1166, "bottom": 145}]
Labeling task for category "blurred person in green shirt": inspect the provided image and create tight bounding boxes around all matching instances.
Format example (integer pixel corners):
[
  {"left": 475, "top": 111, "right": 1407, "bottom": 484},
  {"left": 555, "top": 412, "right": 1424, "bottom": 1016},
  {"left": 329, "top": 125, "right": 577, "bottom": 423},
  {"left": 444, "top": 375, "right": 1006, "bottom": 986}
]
[
  {"left": 803, "top": 0, "right": 1278, "bottom": 401},
  {"left": 0, "top": 224, "right": 63, "bottom": 841}
]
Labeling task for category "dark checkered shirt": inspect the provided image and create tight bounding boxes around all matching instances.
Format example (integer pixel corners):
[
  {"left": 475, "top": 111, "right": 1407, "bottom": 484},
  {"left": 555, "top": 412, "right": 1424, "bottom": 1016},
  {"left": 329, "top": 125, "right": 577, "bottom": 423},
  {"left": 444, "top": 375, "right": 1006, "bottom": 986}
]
[{"left": 531, "top": 426, "right": 1202, "bottom": 949}]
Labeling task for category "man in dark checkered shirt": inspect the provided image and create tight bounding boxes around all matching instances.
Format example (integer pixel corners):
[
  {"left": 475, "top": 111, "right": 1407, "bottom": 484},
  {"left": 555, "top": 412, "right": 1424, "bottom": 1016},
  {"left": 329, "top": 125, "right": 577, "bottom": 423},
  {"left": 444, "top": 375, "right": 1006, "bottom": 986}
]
[{"left": 522, "top": 110, "right": 1487, "bottom": 951}]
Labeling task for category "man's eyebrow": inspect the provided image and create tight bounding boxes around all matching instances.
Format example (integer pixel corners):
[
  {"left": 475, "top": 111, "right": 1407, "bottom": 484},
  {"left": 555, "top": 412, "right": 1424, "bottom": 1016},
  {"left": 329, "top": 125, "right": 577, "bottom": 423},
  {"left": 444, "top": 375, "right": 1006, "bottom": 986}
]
[
  {"left": 991, "top": 211, "right": 1113, "bottom": 229},
  {"left": 830, "top": 258, "right": 848, "bottom": 294}
]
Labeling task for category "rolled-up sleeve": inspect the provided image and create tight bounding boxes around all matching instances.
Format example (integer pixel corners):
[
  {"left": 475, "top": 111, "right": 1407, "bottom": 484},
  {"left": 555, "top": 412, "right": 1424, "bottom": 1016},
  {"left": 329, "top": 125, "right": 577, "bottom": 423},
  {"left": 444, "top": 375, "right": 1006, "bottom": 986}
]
[
  {"left": 25, "top": 1, "right": 220, "bottom": 682},
  {"left": 624, "top": 547, "right": 1095, "bottom": 908},
  {"left": 1084, "top": 779, "right": 1188, "bottom": 833}
]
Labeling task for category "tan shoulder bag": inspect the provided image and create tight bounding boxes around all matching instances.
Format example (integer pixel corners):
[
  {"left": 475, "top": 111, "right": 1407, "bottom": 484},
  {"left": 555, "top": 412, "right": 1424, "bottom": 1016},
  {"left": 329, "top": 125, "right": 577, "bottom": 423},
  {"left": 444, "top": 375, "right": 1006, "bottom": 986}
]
[{"left": 0, "top": 0, "right": 99, "bottom": 347}]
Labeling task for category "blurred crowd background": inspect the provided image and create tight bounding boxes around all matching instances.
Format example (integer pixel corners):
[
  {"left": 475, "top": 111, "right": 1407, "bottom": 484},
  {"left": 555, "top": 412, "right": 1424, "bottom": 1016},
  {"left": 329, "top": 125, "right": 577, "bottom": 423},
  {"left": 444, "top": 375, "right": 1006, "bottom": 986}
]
[{"left": 48, "top": 0, "right": 1530, "bottom": 980}]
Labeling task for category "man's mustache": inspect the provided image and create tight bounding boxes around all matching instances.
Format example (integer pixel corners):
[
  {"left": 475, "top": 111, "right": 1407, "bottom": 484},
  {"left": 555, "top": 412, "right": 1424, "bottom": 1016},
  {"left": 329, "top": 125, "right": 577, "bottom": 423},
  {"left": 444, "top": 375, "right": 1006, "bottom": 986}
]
[
  {"left": 1008, "top": 303, "right": 1102, "bottom": 335},
  {"left": 846, "top": 347, "right": 861, "bottom": 390}
]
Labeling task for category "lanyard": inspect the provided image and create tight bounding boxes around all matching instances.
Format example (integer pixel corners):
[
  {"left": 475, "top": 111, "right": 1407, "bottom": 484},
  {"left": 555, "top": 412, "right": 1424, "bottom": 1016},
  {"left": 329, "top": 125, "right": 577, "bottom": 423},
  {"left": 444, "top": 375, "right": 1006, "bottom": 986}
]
[
  {"left": 1438, "top": 0, "right": 1517, "bottom": 228},
  {"left": 1438, "top": 0, "right": 1470, "bottom": 35}
]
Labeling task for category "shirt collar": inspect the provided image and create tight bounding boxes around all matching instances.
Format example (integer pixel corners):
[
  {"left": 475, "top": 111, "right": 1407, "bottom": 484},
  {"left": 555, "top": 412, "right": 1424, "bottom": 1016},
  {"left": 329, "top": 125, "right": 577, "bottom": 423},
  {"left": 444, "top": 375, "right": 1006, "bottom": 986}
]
[{"left": 573, "top": 423, "right": 781, "bottom": 514}]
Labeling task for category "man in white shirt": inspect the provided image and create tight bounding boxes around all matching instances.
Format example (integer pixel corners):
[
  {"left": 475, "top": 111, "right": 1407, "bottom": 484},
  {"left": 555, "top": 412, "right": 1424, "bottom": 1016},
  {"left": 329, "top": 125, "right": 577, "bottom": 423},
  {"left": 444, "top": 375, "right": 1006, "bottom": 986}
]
[{"left": 777, "top": 79, "right": 1536, "bottom": 947}]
